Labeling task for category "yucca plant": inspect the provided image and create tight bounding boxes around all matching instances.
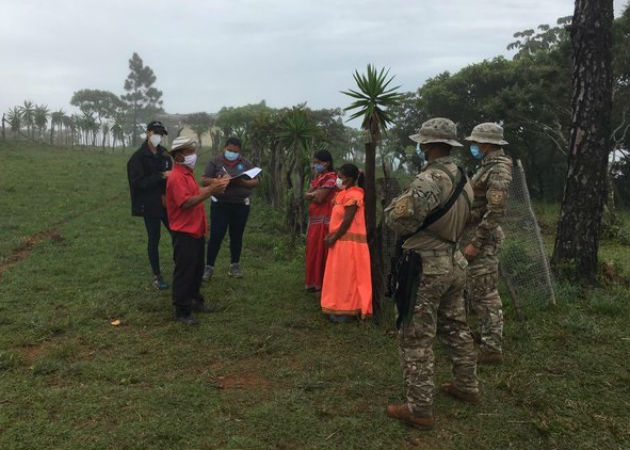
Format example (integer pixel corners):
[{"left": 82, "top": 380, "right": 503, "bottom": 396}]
[
  {"left": 342, "top": 64, "right": 403, "bottom": 322},
  {"left": 278, "top": 107, "right": 321, "bottom": 234}
]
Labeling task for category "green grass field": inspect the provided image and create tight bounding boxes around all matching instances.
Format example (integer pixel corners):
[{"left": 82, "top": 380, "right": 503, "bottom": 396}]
[{"left": 0, "top": 141, "right": 628, "bottom": 450}]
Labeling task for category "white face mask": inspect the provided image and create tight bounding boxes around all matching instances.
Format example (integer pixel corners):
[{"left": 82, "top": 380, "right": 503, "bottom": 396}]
[
  {"left": 335, "top": 177, "right": 344, "bottom": 189},
  {"left": 149, "top": 134, "right": 162, "bottom": 147},
  {"left": 181, "top": 153, "right": 197, "bottom": 169}
]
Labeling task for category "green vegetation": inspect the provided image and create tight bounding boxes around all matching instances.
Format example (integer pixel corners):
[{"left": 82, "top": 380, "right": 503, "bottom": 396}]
[{"left": 0, "top": 142, "right": 628, "bottom": 449}]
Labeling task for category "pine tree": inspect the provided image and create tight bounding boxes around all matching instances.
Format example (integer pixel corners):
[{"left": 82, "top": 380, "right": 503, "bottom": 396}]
[{"left": 121, "top": 52, "right": 164, "bottom": 146}]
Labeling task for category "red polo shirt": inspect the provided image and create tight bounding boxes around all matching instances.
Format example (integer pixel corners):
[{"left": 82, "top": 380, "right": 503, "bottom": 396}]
[{"left": 166, "top": 164, "right": 207, "bottom": 239}]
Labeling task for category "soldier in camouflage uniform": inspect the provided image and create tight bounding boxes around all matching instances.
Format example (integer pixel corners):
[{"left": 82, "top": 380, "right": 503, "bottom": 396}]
[
  {"left": 384, "top": 118, "right": 479, "bottom": 430},
  {"left": 462, "top": 123, "right": 513, "bottom": 365}
]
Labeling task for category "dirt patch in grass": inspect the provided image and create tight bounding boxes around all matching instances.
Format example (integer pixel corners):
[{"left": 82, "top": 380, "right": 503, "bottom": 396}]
[
  {"left": 0, "top": 230, "right": 64, "bottom": 279},
  {"left": 216, "top": 374, "right": 273, "bottom": 390},
  {"left": 19, "top": 343, "right": 48, "bottom": 365}
]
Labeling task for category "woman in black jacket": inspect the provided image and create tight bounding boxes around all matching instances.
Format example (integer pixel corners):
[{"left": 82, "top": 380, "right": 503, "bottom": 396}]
[{"left": 127, "top": 121, "right": 173, "bottom": 289}]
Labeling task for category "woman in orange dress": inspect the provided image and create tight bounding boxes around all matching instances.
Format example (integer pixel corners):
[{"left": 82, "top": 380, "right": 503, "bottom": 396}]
[
  {"left": 304, "top": 150, "right": 337, "bottom": 292},
  {"left": 321, "top": 163, "right": 372, "bottom": 322}
]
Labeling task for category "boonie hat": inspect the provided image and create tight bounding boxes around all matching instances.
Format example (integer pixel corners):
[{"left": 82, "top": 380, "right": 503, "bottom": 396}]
[
  {"left": 409, "top": 118, "right": 463, "bottom": 147},
  {"left": 465, "top": 122, "right": 508, "bottom": 145}
]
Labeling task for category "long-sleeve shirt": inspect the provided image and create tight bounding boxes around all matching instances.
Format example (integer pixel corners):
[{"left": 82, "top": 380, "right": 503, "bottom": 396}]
[
  {"left": 385, "top": 156, "right": 473, "bottom": 253},
  {"left": 466, "top": 149, "right": 513, "bottom": 248}
]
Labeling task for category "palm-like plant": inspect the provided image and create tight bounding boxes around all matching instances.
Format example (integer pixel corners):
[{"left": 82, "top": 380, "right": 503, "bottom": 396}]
[
  {"left": 342, "top": 65, "right": 403, "bottom": 144},
  {"left": 50, "top": 109, "right": 66, "bottom": 145},
  {"left": 342, "top": 64, "right": 403, "bottom": 323},
  {"left": 20, "top": 100, "right": 35, "bottom": 138},
  {"left": 34, "top": 105, "right": 50, "bottom": 140},
  {"left": 278, "top": 107, "right": 321, "bottom": 233},
  {"left": 7, "top": 107, "right": 22, "bottom": 134},
  {"left": 62, "top": 114, "right": 75, "bottom": 146}
]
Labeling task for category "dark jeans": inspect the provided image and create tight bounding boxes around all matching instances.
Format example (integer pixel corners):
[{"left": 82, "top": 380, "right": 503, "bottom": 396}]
[
  {"left": 172, "top": 232, "right": 205, "bottom": 314},
  {"left": 206, "top": 202, "right": 250, "bottom": 266},
  {"left": 143, "top": 214, "right": 170, "bottom": 276}
]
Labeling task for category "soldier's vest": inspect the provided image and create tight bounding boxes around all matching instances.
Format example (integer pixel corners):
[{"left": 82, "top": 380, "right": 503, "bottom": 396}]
[
  {"left": 403, "top": 161, "right": 473, "bottom": 256},
  {"left": 470, "top": 154, "right": 513, "bottom": 224}
]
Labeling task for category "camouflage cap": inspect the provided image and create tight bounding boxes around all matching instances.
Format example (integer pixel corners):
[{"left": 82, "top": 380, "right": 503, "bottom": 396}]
[
  {"left": 409, "top": 117, "right": 463, "bottom": 147},
  {"left": 465, "top": 122, "right": 509, "bottom": 145}
]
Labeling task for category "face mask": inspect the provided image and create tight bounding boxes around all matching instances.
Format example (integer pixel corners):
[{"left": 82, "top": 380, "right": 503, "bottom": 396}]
[
  {"left": 224, "top": 150, "right": 239, "bottom": 161},
  {"left": 313, "top": 163, "right": 325, "bottom": 173},
  {"left": 335, "top": 177, "right": 344, "bottom": 189},
  {"left": 181, "top": 153, "right": 197, "bottom": 169},
  {"left": 415, "top": 144, "right": 426, "bottom": 166},
  {"left": 470, "top": 144, "right": 483, "bottom": 160},
  {"left": 149, "top": 134, "right": 162, "bottom": 147}
]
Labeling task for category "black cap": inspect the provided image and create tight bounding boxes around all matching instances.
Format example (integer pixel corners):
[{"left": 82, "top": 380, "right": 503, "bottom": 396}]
[{"left": 146, "top": 120, "right": 168, "bottom": 135}]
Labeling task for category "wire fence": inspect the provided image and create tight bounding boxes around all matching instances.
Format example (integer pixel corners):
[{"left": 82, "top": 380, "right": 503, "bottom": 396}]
[
  {"left": 499, "top": 159, "right": 557, "bottom": 307},
  {"left": 381, "top": 159, "right": 556, "bottom": 310}
]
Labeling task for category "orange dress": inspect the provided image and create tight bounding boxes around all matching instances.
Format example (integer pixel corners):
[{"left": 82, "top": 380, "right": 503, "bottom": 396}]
[{"left": 321, "top": 186, "right": 372, "bottom": 318}]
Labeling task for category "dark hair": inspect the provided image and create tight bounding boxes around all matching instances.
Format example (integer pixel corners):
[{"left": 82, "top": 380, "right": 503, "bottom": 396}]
[
  {"left": 225, "top": 136, "right": 242, "bottom": 148},
  {"left": 313, "top": 149, "right": 334, "bottom": 170},
  {"left": 338, "top": 163, "right": 365, "bottom": 189}
]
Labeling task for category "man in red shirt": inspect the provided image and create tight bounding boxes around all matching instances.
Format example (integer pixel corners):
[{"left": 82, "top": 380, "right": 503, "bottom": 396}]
[{"left": 166, "top": 137, "right": 229, "bottom": 325}]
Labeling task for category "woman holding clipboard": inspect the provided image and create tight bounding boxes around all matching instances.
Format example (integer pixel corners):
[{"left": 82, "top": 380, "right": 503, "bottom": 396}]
[{"left": 201, "top": 136, "right": 260, "bottom": 280}]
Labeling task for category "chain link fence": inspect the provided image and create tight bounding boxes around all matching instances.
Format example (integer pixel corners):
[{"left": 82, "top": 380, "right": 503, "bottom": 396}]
[
  {"left": 499, "top": 159, "right": 557, "bottom": 308},
  {"left": 380, "top": 158, "right": 556, "bottom": 311}
]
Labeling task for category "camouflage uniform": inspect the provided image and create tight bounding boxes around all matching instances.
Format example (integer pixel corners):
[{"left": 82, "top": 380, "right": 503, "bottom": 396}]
[
  {"left": 462, "top": 123, "right": 513, "bottom": 356},
  {"left": 385, "top": 118, "right": 478, "bottom": 417}
]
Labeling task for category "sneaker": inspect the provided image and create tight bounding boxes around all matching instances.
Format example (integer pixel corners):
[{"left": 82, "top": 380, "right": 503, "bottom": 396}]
[
  {"left": 174, "top": 308, "right": 198, "bottom": 325},
  {"left": 202, "top": 265, "right": 214, "bottom": 282},
  {"left": 174, "top": 314, "right": 199, "bottom": 325},
  {"left": 228, "top": 263, "right": 243, "bottom": 278},
  {"left": 192, "top": 299, "right": 215, "bottom": 313},
  {"left": 153, "top": 276, "right": 169, "bottom": 290}
]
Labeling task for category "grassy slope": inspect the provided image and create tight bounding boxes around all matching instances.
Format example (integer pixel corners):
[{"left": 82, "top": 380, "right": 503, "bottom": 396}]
[{"left": 0, "top": 142, "right": 628, "bottom": 450}]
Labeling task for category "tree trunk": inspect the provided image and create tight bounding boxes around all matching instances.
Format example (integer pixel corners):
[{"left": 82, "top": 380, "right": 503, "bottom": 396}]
[
  {"left": 551, "top": 0, "right": 614, "bottom": 283},
  {"left": 364, "top": 139, "right": 383, "bottom": 324},
  {"left": 273, "top": 145, "right": 284, "bottom": 209},
  {"left": 268, "top": 145, "right": 278, "bottom": 207},
  {"left": 1, "top": 114, "right": 5, "bottom": 140}
]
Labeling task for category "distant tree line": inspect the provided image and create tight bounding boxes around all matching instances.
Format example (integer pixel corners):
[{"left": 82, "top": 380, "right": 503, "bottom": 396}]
[
  {"left": 1, "top": 52, "right": 163, "bottom": 149},
  {"left": 2, "top": 6, "right": 628, "bottom": 216}
]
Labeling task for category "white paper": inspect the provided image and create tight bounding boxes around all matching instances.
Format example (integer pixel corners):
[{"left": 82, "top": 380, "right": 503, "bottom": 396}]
[{"left": 232, "top": 167, "right": 262, "bottom": 179}]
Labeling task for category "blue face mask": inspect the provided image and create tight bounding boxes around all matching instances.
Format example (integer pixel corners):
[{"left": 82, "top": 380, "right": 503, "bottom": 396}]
[
  {"left": 416, "top": 144, "right": 426, "bottom": 166},
  {"left": 313, "top": 163, "right": 325, "bottom": 173},
  {"left": 224, "top": 150, "right": 239, "bottom": 161},
  {"left": 470, "top": 144, "right": 483, "bottom": 160}
]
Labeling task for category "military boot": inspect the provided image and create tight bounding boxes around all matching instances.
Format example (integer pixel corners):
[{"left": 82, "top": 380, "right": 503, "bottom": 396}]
[
  {"left": 439, "top": 383, "right": 480, "bottom": 403},
  {"left": 385, "top": 404, "right": 434, "bottom": 430},
  {"left": 477, "top": 352, "right": 503, "bottom": 365}
]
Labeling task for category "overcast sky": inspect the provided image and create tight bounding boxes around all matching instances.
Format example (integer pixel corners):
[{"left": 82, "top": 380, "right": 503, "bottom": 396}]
[{"left": 1, "top": 0, "right": 627, "bottom": 120}]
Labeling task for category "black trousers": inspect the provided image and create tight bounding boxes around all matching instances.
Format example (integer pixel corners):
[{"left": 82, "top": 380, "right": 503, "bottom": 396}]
[
  {"left": 172, "top": 231, "right": 205, "bottom": 314},
  {"left": 143, "top": 214, "right": 170, "bottom": 276},
  {"left": 206, "top": 202, "right": 250, "bottom": 266}
]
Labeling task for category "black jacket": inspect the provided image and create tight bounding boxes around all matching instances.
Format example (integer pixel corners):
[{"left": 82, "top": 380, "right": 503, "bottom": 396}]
[{"left": 127, "top": 142, "right": 173, "bottom": 217}]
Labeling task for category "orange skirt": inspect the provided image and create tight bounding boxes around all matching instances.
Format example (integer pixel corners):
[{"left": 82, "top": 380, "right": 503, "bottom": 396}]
[{"left": 320, "top": 238, "right": 372, "bottom": 318}]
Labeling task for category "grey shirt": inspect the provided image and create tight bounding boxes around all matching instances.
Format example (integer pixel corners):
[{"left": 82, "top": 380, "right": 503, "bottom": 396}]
[{"left": 203, "top": 154, "right": 255, "bottom": 204}]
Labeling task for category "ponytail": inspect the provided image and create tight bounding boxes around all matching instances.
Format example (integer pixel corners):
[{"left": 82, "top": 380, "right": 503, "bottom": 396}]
[
  {"left": 356, "top": 170, "right": 365, "bottom": 189},
  {"left": 338, "top": 163, "right": 364, "bottom": 188}
]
